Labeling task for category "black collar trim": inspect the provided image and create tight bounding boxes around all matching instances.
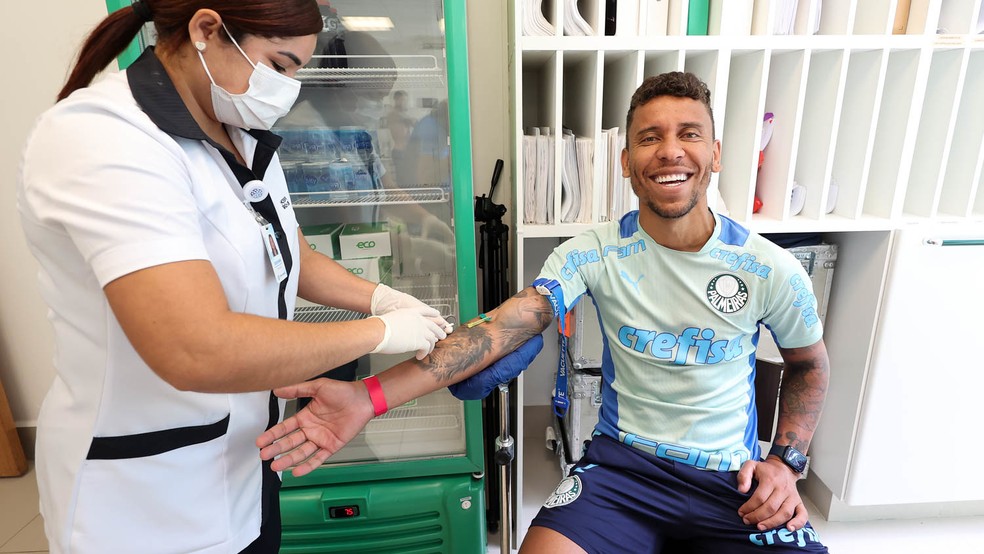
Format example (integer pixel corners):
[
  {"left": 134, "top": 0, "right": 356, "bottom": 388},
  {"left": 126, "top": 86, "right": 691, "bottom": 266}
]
[{"left": 126, "top": 47, "right": 282, "bottom": 154}]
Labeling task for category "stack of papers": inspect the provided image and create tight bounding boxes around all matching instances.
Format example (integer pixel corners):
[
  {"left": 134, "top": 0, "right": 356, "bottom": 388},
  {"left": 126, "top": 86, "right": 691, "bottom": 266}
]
[
  {"left": 523, "top": 0, "right": 555, "bottom": 36},
  {"left": 523, "top": 128, "right": 555, "bottom": 224},
  {"left": 525, "top": 129, "right": 596, "bottom": 224},
  {"left": 560, "top": 132, "right": 580, "bottom": 222},
  {"left": 639, "top": 0, "right": 671, "bottom": 35},
  {"left": 603, "top": 0, "right": 670, "bottom": 36},
  {"left": 574, "top": 137, "right": 594, "bottom": 222},
  {"left": 772, "top": 0, "right": 798, "bottom": 35},
  {"left": 564, "top": 0, "right": 594, "bottom": 36},
  {"left": 709, "top": 0, "right": 753, "bottom": 36},
  {"left": 599, "top": 127, "right": 635, "bottom": 222},
  {"left": 560, "top": 132, "right": 596, "bottom": 222}
]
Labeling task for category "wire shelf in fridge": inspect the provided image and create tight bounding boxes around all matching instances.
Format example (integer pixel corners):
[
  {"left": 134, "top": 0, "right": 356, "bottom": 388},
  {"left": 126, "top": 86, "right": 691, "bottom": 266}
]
[
  {"left": 297, "top": 55, "right": 446, "bottom": 88},
  {"left": 292, "top": 306, "right": 364, "bottom": 324},
  {"left": 291, "top": 186, "right": 448, "bottom": 208},
  {"left": 293, "top": 299, "right": 456, "bottom": 325}
]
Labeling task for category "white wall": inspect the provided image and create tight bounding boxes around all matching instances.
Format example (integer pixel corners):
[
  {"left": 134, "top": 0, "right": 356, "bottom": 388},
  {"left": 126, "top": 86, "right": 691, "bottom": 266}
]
[
  {"left": 0, "top": 1, "right": 110, "bottom": 429},
  {"left": 0, "top": 1, "right": 510, "bottom": 430}
]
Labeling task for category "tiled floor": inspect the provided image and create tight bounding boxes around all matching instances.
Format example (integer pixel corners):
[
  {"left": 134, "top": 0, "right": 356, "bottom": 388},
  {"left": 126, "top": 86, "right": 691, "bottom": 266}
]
[
  {"left": 0, "top": 465, "right": 46, "bottom": 554},
  {"left": 5, "top": 447, "right": 984, "bottom": 554}
]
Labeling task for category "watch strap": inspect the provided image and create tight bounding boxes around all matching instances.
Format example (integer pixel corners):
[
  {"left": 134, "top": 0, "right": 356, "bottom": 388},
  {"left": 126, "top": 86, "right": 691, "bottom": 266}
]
[{"left": 768, "top": 443, "right": 807, "bottom": 473}]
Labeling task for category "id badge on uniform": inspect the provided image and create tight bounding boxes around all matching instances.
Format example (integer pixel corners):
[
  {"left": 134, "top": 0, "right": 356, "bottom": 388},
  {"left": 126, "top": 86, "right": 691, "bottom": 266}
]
[{"left": 261, "top": 223, "right": 288, "bottom": 283}]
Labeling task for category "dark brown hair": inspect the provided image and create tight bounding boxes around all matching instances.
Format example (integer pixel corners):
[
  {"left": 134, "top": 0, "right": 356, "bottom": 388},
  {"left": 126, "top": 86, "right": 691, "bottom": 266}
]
[
  {"left": 625, "top": 72, "right": 715, "bottom": 139},
  {"left": 58, "top": 0, "right": 323, "bottom": 101}
]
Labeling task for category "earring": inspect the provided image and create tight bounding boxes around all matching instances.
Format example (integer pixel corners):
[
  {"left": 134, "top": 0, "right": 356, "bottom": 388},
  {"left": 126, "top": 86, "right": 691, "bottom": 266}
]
[{"left": 194, "top": 41, "right": 206, "bottom": 52}]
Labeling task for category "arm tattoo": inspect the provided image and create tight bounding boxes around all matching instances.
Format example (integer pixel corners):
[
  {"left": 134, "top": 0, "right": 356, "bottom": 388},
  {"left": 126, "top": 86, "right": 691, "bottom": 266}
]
[
  {"left": 417, "top": 288, "right": 554, "bottom": 383},
  {"left": 776, "top": 341, "right": 830, "bottom": 453}
]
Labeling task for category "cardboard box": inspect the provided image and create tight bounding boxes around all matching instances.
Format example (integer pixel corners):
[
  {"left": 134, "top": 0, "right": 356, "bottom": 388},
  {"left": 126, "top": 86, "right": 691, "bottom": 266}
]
[
  {"left": 339, "top": 223, "right": 392, "bottom": 259},
  {"left": 301, "top": 223, "right": 343, "bottom": 259},
  {"left": 336, "top": 257, "right": 392, "bottom": 285}
]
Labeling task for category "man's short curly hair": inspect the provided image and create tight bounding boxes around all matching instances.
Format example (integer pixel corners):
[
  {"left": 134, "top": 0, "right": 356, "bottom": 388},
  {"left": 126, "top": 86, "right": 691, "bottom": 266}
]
[{"left": 626, "top": 72, "right": 715, "bottom": 139}]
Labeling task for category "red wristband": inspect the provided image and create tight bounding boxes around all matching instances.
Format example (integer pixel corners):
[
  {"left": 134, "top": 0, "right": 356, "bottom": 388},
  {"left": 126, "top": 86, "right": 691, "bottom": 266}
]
[{"left": 362, "top": 375, "right": 388, "bottom": 417}]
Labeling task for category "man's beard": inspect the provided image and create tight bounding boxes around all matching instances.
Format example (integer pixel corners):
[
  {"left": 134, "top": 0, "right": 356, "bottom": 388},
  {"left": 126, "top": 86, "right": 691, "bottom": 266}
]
[{"left": 633, "top": 174, "right": 705, "bottom": 219}]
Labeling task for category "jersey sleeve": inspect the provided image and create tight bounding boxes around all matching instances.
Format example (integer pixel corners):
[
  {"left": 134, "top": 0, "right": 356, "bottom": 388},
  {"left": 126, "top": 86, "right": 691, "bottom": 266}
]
[
  {"left": 534, "top": 231, "right": 604, "bottom": 319},
  {"left": 19, "top": 100, "right": 209, "bottom": 287},
  {"left": 760, "top": 248, "right": 825, "bottom": 349}
]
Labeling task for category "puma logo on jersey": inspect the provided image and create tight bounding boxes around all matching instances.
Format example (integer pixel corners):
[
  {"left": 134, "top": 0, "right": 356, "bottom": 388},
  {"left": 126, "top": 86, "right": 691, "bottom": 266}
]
[{"left": 620, "top": 271, "right": 643, "bottom": 293}]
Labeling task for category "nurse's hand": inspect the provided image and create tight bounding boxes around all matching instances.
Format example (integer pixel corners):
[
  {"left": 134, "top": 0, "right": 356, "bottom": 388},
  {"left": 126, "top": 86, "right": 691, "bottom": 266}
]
[
  {"left": 371, "top": 308, "right": 448, "bottom": 360},
  {"left": 257, "top": 378, "right": 374, "bottom": 477},
  {"left": 370, "top": 283, "right": 453, "bottom": 333}
]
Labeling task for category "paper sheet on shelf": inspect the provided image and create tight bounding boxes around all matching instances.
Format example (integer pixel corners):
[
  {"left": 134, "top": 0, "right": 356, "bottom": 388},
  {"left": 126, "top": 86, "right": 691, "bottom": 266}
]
[
  {"left": 575, "top": 136, "right": 594, "bottom": 223},
  {"left": 534, "top": 130, "right": 555, "bottom": 224},
  {"left": 772, "top": 0, "right": 797, "bottom": 35},
  {"left": 561, "top": 131, "right": 581, "bottom": 222},
  {"left": 708, "top": 0, "right": 752, "bottom": 36},
  {"left": 809, "top": 0, "right": 822, "bottom": 34},
  {"left": 639, "top": 0, "right": 670, "bottom": 35},
  {"left": 523, "top": 134, "right": 538, "bottom": 224},
  {"left": 564, "top": 0, "right": 594, "bottom": 36},
  {"left": 604, "top": 128, "right": 626, "bottom": 221},
  {"left": 615, "top": 0, "right": 642, "bottom": 36},
  {"left": 523, "top": 0, "right": 556, "bottom": 36}
]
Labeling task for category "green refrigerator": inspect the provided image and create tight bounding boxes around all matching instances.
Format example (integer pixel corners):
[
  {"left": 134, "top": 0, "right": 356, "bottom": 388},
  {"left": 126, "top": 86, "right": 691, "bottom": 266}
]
[{"left": 106, "top": 1, "right": 485, "bottom": 552}]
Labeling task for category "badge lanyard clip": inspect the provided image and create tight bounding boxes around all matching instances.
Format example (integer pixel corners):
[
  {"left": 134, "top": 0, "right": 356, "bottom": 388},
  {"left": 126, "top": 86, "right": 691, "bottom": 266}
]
[{"left": 242, "top": 182, "right": 287, "bottom": 284}]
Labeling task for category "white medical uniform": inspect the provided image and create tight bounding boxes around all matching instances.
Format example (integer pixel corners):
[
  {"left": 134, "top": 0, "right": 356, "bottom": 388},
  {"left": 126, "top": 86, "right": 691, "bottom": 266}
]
[{"left": 17, "top": 49, "right": 299, "bottom": 553}]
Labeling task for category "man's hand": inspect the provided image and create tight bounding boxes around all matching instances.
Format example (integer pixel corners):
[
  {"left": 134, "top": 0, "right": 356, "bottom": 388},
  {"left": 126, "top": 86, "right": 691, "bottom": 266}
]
[
  {"left": 736, "top": 457, "right": 809, "bottom": 532},
  {"left": 448, "top": 334, "right": 544, "bottom": 400},
  {"left": 256, "top": 378, "right": 374, "bottom": 477}
]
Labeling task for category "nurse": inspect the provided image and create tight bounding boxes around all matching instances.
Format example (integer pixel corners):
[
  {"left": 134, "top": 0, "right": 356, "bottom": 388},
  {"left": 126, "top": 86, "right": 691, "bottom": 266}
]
[{"left": 17, "top": 1, "right": 450, "bottom": 552}]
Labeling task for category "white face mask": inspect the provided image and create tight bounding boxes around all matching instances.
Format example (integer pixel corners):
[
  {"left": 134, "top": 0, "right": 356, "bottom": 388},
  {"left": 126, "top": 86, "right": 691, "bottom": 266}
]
[{"left": 196, "top": 23, "right": 301, "bottom": 130}]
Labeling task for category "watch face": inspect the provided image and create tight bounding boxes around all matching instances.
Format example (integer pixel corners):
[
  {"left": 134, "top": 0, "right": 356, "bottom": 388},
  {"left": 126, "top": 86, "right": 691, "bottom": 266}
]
[
  {"left": 770, "top": 444, "right": 808, "bottom": 473},
  {"left": 782, "top": 447, "right": 808, "bottom": 473}
]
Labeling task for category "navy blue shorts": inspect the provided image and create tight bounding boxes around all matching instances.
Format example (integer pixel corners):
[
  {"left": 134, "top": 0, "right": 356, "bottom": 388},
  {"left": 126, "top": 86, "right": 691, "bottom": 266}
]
[{"left": 530, "top": 434, "right": 828, "bottom": 553}]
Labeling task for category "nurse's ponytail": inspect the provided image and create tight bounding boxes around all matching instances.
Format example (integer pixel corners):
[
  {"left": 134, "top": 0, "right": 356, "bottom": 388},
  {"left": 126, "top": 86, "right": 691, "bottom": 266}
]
[
  {"left": 57, "top": 0, "right": 322, "bottom": 102},
  {"left": 57, "top": 3, "right": 149, "bottom": 101}
]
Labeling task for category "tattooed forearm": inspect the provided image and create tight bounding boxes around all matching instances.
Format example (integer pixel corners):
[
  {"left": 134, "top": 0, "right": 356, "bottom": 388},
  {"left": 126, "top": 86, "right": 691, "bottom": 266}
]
[
  {"left": 775, "top": 340, "right": 830, "bottom": 453},
  {"left": 417, "top": 287, "right": 554, "bottom": 384},
  {"left": 421, "top": 325, "right": 494, "bottom": 382},
  {"left": 510, "top": 288, "right": 556, "bottom": 330}
]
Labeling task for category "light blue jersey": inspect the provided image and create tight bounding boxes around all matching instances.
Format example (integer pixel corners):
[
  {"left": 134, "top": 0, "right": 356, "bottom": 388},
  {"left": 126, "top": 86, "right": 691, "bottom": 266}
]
[{"left": 536, "top": 210, "right": 823, "bottom": 471}]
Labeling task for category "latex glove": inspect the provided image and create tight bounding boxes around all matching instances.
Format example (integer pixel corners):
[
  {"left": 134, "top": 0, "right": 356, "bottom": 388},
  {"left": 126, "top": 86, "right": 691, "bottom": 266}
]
[
  {"left": 448, "top": 334, "right": 544, "bottom": 400},
  {"left": 371, "top": 283, "right": 453, "bottom": 333},
  {"left": 370, "top": 308, "right": 447, "bottom": 360}
]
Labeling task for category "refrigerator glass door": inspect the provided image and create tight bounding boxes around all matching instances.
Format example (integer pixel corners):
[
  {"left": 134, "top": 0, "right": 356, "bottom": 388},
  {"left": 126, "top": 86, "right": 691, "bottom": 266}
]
[{"left": 279, "top": 0, "right": 466, "bottom": 466}]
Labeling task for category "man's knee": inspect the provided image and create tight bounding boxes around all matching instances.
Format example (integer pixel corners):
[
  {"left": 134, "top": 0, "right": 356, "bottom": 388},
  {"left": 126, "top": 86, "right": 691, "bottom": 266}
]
[{"left": 519, "top": 525, "right": 588, "bottom": 554}]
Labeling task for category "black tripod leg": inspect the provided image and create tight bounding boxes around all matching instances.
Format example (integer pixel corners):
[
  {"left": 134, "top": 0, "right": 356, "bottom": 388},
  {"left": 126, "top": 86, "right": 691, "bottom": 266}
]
[{"left": 478, "top": 222, "right": 501, "bottom": 534}]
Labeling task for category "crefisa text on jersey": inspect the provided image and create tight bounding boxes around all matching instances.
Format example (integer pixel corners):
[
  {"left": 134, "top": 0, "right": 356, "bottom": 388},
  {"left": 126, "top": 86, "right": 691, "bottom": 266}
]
[
  {"left": 709, "top": 248, "right": 773, "bottom": 278},
  {"left": 559, "top": 240, "right": 647, "bottom": 280},
  {"left": 788, "top": 274, "right": 820, "bottom": 328}
]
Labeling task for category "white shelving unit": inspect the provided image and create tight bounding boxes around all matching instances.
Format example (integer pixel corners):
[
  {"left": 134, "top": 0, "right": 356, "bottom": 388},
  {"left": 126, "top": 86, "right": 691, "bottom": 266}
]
[{"left": 508, "top": 0, "right": 984, "bottom": 548}]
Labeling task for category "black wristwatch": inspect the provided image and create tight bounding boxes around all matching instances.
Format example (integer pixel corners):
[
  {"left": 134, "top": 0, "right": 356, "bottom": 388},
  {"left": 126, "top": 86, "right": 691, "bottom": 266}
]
[{"left": 768, "top": 444, "right": 808, "bottom": 474}]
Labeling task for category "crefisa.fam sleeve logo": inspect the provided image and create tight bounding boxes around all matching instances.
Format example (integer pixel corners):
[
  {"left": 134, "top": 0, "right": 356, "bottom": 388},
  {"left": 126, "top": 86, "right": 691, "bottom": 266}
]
[{"left": 706, "top": 273, "right": 749, "bottom": 314}]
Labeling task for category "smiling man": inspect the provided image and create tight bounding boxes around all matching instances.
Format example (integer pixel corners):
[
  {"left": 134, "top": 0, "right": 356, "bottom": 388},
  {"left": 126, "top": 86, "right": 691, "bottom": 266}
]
[{"left": 258, "top": 72, "right": 831, "bottom": 554}]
